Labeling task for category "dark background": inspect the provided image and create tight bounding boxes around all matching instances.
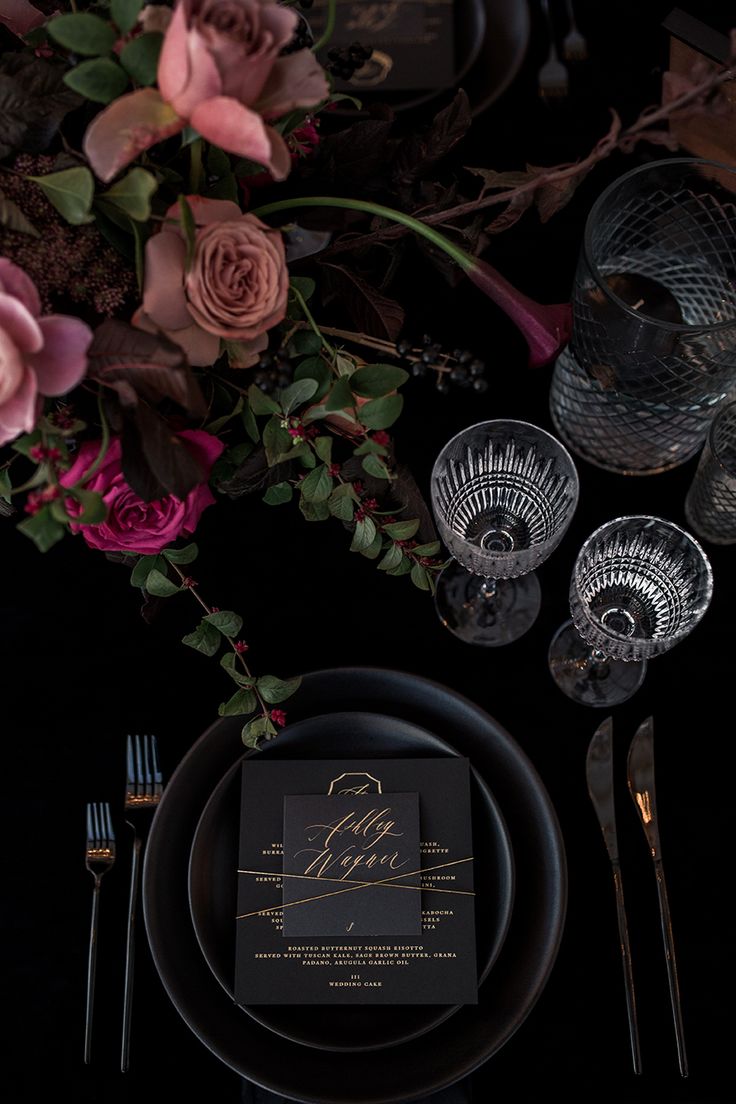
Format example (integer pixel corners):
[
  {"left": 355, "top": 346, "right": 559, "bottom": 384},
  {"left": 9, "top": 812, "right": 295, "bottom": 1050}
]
[{"left": 2, "top": 2, "right": 734, "bottom": 1101}]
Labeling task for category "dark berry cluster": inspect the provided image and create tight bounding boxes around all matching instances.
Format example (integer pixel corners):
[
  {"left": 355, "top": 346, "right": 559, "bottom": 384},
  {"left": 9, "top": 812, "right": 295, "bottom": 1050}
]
[
  {"left": 253, "top": 349, "right": 293, "bottom": 393},
  {"left": 396, "top": 336, "right": 488, "bottom": 395},
  {"left": 281, "top": 13, "right": 314, "bottom": 54},
  {"left": 326, "top": 42, "right": 372, "bottom": 81}
]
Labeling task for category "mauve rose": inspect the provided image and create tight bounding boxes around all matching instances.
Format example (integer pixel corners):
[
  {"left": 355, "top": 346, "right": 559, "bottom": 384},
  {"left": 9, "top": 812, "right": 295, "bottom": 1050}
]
[
  {"left": 0, "top": 0, "right": 45, "bottom": 37},
  {"left": 61, "top": 430, "right": 224, "bottom": 554},
  {"left": 83, "top": 0, "right": 328, "bottom": 183},
  {"left": 132, "top": 197, "right": 288, "bottom": 367},
  {"left": 0, "top": 258, "right": 92, "bottom": 447}
]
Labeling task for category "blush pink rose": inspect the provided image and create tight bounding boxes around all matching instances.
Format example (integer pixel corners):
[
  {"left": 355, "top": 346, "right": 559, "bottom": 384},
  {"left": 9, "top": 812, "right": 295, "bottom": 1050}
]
[
  {"left": 83, "top": 0, "right": 329, "bottom": 183},
  {"left": 60, "top": 430, "right": 224, "bottom": 554},
  {"left": 133, "top": 197, "right": 288, "bottom": 367},
  {"left": 0, "top": 258, "right": 92, "bottom": 447},
  {"left": 0, "top": 0, "right": 45, "bottom": 37}
]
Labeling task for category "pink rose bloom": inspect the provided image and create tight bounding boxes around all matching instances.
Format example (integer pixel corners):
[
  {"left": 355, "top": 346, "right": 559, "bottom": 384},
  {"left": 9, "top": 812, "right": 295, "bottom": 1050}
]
[
  {"left": 0, "top": 258, "right": 92, "bottom": 447},
  {"left": 133, "top": 197, "right": 288, "bottom": 367},
  {"left": 61, "top": 430, "right": 224, "bottom": 554},
  {"left": 83, "top": 0, "right": 329, "bottom": 183}
]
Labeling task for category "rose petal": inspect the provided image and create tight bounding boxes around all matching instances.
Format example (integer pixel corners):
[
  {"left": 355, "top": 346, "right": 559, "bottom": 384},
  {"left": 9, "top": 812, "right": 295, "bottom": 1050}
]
[
  {"left": 29, "top": 316, "right": 93, "bottom": 396},
  {"left": 0, "top": 258, "right": 41, "bottom": 317},
  {"left": 132, "top": 308, "right": 221, "bottom": 368},
  {"left": 83, "top": 88, "right": 184, "bottom": 183},
  {"left": 178, "top": 428, "right": 225, "bottom": 472},
  {"left": 158, "top": 3, "right": 223, "bottom": 117},
  {"left": 0, "top": 362, "right": 38, "bottom": 444},
  {"left": 255, "top": 49, "right": 330, "bottom": 119},
  {"left": 0, "top": 0, "right": 46, "bottom": 37},
  {"left": 190, "top": 96, "right": 274, "bottom": 169},
  {"left": 164, "top": 196, "right": 242, "bottom": 227},
  {"left": 141, "top": 230, "right": 191, "bottom": 330},
  {"left": 0, "top": 291, "right": 43, "bottom": 356},
  {"left": 0, "top": 325, "right": 25, "bottom": 404}
]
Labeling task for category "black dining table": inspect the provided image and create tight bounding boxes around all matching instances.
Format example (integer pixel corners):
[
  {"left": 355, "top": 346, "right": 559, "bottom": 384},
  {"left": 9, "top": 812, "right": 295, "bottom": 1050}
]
[{"left": 2, "top": 3, "right": 733, "bottom": 1102}]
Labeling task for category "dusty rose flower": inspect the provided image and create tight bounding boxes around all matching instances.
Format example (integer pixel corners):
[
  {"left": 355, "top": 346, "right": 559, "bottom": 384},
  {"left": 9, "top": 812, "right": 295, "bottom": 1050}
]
[
  {"left": 60, "top": 430, "right": 224, "bottom": 554},
  {"left": 133, "top": 197, "right": 288, "bottom": 367},
  {"left": 83, "top": 0, "right": 329, "bottom": 183},
  {"left": 0, "top": 258, "right": 92, "bottom": 447}
]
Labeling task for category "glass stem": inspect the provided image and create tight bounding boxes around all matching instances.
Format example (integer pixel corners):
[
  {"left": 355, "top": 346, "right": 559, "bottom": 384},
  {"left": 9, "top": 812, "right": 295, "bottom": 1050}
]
[{"left": 479, "top": 577, "right": 498, "bottom": 600}]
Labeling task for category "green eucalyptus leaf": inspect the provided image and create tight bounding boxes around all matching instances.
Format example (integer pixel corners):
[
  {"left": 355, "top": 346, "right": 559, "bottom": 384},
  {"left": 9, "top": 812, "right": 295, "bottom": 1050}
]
[
  {"left": 387, "top": 555, "right": 412, "bottom": 576},
  {"left": 412, "top": 541, "right": 441, "bottom": 556},
  {"left": 294, "top": 357, "right": 331, "bottom": 402},
  {"left": 383, "top": 519, "right": 419, "bottom": 540},
  {"left": 178, "top": 195, "right": 196, "bottom": 268},
  {"left": 63, "top": 58, "right": 129, "bottom": 104},
  {"left": 327, "top": 484, "right": 356, "bottom": 521},
  {"left": 289, "top": 276, "right": 316, "bottom": 301},
  {"left": 11, "top": 431, "right": 41, "bottom": 457},
  {"left": 162, "top": 543, "right": 199, "bottom": 564},
  {"left": 130, "top": 553, "right": 160, "bottom": 587},
  {"left": 119, "top": 32, "right": 164, "bottom": 86},
  {"left": 28, "top": 167, "right": 94, "bottom": 226},
  {"left": 377, "top": 542, "right": 403, "bottom": 571},
  {"left": 145, "top": 567, "right": 181, "bottom": 597},
  {"left": 362, "top": 453, "right": 390, "bottom": 480},
  {"left": 218, "top": 688, "right": 257, "bottom": 717},
  {"left": 181, "top": 619, "right": 220, "bottom": 656},
  {"left": 288, "top": 331, "right": 322, "bottom": 356},
  {"left": 359, "top": 393, "right": 404, "bottom": 430},
  {"left": 247, "top": 384, "right": 280, "bottom": 416},
  {"left": 350, "top": 364, "right": 409, "bottom": 398},
  {"left": 299, "top": 496, "right": 330, "bottom": 521},
  {"left": 98, "top": 167, "right": 158, "bottom": 222},
  {"left": 410, "top": 563, "right": 432, "bottom": 591},
  {"left": 350, "top": 515, "right": 376, "bottom": 552},
  {"left": 204, "top": 609, "right": 243, "bottom": 637},
  {"left": 299, "top": 463, "right": 332, "bottom": 502},
  {"left": 353, "top": 438, "right": 389, "bottom": 456},
  {"left": 67, "top": 487, "right": 107, "bottom": 524},
  {"left": 17, "top": 507, "right": 65, "bottom": 552},
  {"left": 48, "top": 13, "right": 117, "bottom": 56},
  {"left": 111, "top": 0, "right": 144, "bottom": 32},
  {"left": 279, "top": 377, "right": 318, "bottom": 415},
  {"left": 263, "top": 482, "right": 293, "bottom": 505},
  {"left": 360, "top": 531, "right": 383, "bottom": 559},
  {"left": 263, "top": 416, "right": 292, "bottom": 466},
  {"left": 324, "top": 376, "right": 354, "bottom": 413},
  {"left": 242, "top": 715, "right": 276, "bottom": 747},
  {"left": 334, "top": 353, "right": 355, "bottom": 377},
  {"left": 0, "top": 189, "right": 40, "bottom": 238},
  {"left": 0, "top": 468, "right": 11, "bottom": 502},
  {"left": 313, "top": 436, "right": 332, "bottom": 465},
  {"left": 242, "top": 402, "right": 260, "bottom": 443},
  {"left": 256, "top": 674, "right": 302, "bottom": 704},
  {"left": 220, "top": 652, "right": 255, "bottom": 687}
]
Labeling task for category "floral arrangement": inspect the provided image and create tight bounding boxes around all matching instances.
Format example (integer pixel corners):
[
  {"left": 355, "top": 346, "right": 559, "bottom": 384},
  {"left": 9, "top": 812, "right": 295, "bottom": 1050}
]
[{"left": 1, "top": 0, "right": 733, "bottom": 743}]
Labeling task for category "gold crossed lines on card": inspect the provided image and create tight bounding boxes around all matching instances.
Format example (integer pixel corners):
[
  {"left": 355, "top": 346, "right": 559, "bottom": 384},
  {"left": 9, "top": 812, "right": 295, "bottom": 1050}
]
[{"left": 236, "top": 857, "right": 474, "bottom": 919}]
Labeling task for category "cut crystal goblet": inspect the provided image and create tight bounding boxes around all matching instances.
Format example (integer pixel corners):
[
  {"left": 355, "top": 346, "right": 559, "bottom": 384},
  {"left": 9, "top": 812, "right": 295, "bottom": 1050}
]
[
  {"left": 431, "top": 420, "right": 579, "bottom": 646},
  {"left": 548, "top": 515, "right": 713, "bottom": 706}
]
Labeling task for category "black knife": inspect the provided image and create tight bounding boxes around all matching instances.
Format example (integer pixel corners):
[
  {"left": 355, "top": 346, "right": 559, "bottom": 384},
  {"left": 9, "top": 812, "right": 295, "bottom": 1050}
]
[
  {"left": 586, "top": 716, "right": 642, "bottom": 1075},
  {"left": 627, "top": 716, "right": 689, "bottom": 1078}
]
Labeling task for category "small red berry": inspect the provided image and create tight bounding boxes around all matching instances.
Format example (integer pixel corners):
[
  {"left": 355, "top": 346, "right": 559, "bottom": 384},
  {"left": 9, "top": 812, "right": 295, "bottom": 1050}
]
[
  {"left": 234, "top": 640, "right": 249, "bottom": 654},
  {"left": 372, "top": 431, "right": 390, "bottom": 446},
  {"left": 270, "top": 709, "right": 287, "bottom": 727}
]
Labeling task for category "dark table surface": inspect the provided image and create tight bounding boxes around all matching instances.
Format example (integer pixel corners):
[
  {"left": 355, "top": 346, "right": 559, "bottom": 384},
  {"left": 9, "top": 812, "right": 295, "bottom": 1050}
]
[{"left": 2, "top": 2, "right": 734, "bottom": 1102}]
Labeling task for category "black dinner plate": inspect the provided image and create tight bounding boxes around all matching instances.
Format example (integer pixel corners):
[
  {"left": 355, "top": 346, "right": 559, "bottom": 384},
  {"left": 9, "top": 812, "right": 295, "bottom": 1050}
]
[
  {"left": 143, "top": 667, "right": 566, "bottom": 1104},
  {"left": 187, "top": 711, "right": 516, "bottom": 1052}
]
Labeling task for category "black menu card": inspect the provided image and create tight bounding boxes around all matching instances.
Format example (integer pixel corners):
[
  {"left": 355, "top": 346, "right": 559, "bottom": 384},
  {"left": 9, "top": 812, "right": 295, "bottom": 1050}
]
[{"left": 234, "top": 758, "right": 477, "bottom": 1005}]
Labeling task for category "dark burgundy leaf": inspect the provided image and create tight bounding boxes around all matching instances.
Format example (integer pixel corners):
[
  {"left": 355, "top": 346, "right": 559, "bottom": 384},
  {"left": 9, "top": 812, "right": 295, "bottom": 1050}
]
[
  {"left": 0, "top": 53, "right": 82, "bottom": 159},
  {"left": 88, "top": 320, "right": 206, "bottom": 416},
  {"left": 121, "top": 401, "right": 208, "bottom": 502},
  {"left": 216, "top": 446, "right": 293, "bottom": 498},
  {"left": 319, "top": 262, "right": 405, "bottom": 341},
  {"left": 312, "top": 119, "right": 393, "bottom": 188},
  {"left": 485, "top": 192, "right": 535, "bottom": 234},
  {"left": 392, "top": 90, "right": 471, "bottom": 189}
]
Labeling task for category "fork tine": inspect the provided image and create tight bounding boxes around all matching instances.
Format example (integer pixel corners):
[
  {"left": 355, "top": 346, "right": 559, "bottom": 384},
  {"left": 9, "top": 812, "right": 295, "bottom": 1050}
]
[
  {"left": 103, "top": 802, "right": 114, "bottom": 847},
  {"left": 126, "top": 734, "right": 135, "bottom": 790},
  {"left": 86, "top": 802, "right": 94, "bottom": 844},
  {"left": 143, "top": 734, "right": 153, "bottom": 796}
]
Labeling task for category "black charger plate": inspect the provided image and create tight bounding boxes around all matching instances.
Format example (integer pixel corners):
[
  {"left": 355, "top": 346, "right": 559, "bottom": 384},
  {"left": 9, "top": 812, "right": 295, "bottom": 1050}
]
[
  {"left": 143, "top": 667, "right": 566, "bottom": 1104},
  {"left": 187, "top": 711, "right": 515, "bottom": 1052}
]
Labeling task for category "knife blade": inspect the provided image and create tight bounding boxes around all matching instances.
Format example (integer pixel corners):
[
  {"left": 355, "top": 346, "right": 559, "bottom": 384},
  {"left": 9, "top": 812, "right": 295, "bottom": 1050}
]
[
  {"left": 586, "top": 717, "right": 642, "bottom": 1075},
  {"left": 627, "top": 716, "right": 688, "bottom": 1079}
]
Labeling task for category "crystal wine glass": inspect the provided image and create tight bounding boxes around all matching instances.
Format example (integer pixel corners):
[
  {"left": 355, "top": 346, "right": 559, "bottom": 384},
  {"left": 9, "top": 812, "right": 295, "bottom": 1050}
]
[
  {"left": 431, "top": 420, "right": 579, "bottom": 646},
  {"left": 548, "top": 515, "right": 713, "bottom": 707}
]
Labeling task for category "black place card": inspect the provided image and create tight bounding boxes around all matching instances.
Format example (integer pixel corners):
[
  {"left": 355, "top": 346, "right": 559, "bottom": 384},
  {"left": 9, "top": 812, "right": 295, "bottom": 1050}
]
[
  {"left": 282, "top": 793, "right": 422, "bottom": 937},
  {"left": 309, "top": 0, "right": 456, "bottom": 93},
  {"left": 234, "top": 758, "right": 477, "bottom": 1005}
]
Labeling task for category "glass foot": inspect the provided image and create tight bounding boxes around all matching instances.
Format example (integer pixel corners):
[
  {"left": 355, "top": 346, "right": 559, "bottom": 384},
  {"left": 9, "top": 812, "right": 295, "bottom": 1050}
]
[
  {"left": 434, "top": 562, "right": 541, "bottom": 647},
  {"left": 548, "top": 620, "right": 647, "bottom": 707}
]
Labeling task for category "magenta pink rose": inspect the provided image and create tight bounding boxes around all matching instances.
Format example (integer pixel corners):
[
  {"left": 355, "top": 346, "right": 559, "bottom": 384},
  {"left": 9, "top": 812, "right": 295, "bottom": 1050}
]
[
  {"left": 133, "top": 197, "right": 288, "bottom": 367},
  {"left": 60, "top": 429, "right": 224, "bottom": 554},
  {"left": 0, "top": 258, "right": 92, "bottom": 447},
  {"left": 83, "top": 0, "right": 329, "bottom": 183}
]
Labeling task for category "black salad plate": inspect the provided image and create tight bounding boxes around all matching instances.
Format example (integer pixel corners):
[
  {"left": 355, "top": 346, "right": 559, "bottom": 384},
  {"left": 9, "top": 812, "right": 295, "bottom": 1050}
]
[
  {"left": 143, "top": 667, "right": 566, "bottom": 1104},
  {"left": 187, "top": 711, "right": 516, "bottom": 1052}
]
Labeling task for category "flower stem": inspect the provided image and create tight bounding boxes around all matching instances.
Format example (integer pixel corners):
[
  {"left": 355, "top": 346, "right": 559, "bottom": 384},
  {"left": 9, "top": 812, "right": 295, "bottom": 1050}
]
[
  {"left": 189, "top": 138, "right": 204, "bottom": 194},
  {"left": 289, "top": 281, "right": 336, "bottom": 356},
  {"left": 252, "top": 196, "right": 473, "bottom": 273},
  {"left": 313, "top": 0, "right": 337, "bottom": 53},
  {"left": 71, "top": 392, "right": 110, "bottom": 489}
]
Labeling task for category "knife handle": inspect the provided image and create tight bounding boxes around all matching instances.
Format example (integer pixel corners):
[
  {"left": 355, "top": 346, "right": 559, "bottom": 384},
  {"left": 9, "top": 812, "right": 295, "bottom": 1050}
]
[
  {"left": 612, "top": 861, "right": 642, "bottom": 1075},
  {"left": 654, "top": 860, "right": 689, "bottom": 1078}
]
